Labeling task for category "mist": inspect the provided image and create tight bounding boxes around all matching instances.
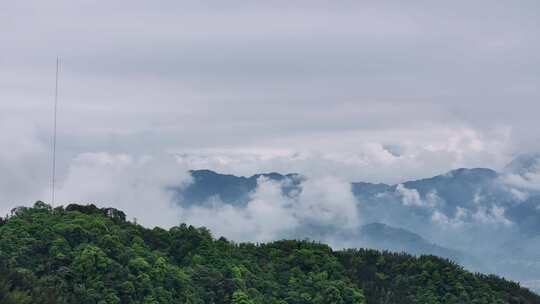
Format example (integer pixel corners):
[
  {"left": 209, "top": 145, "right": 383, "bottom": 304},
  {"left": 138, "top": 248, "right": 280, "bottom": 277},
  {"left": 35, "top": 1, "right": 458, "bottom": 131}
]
[{"left": 2, "top": 0, "right": 540, "bottom": 294}]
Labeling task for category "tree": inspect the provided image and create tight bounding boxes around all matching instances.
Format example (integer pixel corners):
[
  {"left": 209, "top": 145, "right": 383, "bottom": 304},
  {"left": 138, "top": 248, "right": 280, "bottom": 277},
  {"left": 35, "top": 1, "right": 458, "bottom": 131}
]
[{"left": 232, "top": 291, "right": 255, "bottom": 304}]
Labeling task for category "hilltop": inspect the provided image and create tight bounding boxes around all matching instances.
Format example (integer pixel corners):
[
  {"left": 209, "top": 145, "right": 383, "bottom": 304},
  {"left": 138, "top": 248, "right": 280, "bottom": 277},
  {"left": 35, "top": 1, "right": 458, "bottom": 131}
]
[{"left": 1, "top": 202, "right": 538, "bottom": 303}]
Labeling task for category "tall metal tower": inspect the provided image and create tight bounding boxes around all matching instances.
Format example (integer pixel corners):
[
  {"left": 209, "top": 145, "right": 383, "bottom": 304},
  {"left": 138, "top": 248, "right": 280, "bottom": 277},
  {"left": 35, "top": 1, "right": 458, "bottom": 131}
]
[{"left": 51, "top": 57, "right": 60, "bottom": 206}]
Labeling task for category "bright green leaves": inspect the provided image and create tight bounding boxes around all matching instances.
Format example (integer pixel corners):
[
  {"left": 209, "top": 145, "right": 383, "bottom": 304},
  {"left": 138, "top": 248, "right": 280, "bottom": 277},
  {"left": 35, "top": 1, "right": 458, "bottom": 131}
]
[
  {"left": 0, "top": 203, "right": 537, "bottom": 304},
  {"left": 73, "top": 245, "right": 112, "bottom": 275},
  {"left": 232, "top": 291, "right": 255, "bottom": 304}
]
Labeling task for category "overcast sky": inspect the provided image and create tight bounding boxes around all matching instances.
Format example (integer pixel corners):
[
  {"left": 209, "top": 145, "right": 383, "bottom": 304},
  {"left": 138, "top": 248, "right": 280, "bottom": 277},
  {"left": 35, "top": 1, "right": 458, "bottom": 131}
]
[{"left": 1, "top": 0, "right": 540, "bottom": 213}]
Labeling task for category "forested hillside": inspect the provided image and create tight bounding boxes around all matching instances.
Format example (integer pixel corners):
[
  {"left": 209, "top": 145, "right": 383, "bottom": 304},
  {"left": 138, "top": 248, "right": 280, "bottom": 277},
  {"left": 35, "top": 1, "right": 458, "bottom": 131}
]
[{"left": 1, "top": 202, "right": 538, "bottom": 304}]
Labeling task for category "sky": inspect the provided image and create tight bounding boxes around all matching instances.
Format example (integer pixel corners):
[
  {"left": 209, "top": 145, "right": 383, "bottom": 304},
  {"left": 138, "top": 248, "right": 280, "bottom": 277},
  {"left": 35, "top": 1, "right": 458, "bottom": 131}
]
[{"left": 1, "top": 0, "right": 540, "bottom": 220}]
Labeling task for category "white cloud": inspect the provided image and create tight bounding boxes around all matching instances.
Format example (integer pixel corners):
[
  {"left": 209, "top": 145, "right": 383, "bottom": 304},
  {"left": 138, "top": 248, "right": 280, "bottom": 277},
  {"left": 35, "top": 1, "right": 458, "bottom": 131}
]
[
  {"left": 56, "top": 152, "right": 192, "bottom": 227},
  {"left": 178, "top": 178, "right": 298, "bottom": 242},
  {"left": 431, "top": 204, "right": 512, "bottom": 228},
  {"left": 169, "top": 127, "right": 513, "bottom": 185},
  {"left": 1, "top": 1, "right": 539, "bottom": 207},
  {"left": 294, "top": 177, "right": 359, "bottom": 229},
  {"left": 509, "top": 188, "right": 529, "bottom": 202},
  {"left": 426, "top": 190, "right": 444, "bottom": 207},
  {"left": 473, "top": 191, "right": 484, "bottom": 204},
  {"left": 396, "top": 184, "right": 423, "bottom": 207},
  {"left": 176, "top": 176, "right": 360, "bottom": 243},
  {"left": 0, "top": 118, "right": 50, "bottom": 216},
  {"left": 431, "top": 206, "right": 467, "bottom": 228},
  {"left": 395, "top": 184, "right": 440, "bottom": 208},
  {"left": 503, "top": 173, "right": 540, "bottom": 192},
  {"left": 472, "top": 205, "right": 512, "bottom": 226}
]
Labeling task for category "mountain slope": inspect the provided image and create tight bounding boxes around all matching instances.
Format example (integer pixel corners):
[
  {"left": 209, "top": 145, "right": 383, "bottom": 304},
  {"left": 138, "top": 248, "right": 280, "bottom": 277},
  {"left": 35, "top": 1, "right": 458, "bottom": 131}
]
[
  {"left": 359, "top": 223, "right": 463, "bottom": 262},
  {"left": 180, "top": 169, "right": 301, "bottom": 205},
  {"left": 181, "top": 170, "right": 464, "bottom": 263},
  {"left": 504, "top": 153, "right": 540, "bottom": 176},
  {"left": 1, "top": 202, "right": 538, "bottom": 304},
  {"left": 182, "top": 168, "right": 506, "bottom": 210},
  {"left": 177, "top": 168, "right": 540, "bottom": 293}
]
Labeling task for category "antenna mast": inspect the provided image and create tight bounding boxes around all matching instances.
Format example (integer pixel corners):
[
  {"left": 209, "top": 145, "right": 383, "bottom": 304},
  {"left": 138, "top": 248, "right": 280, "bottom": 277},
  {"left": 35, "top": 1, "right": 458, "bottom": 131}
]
[{"left": 51, "top": 57, "right": 60, "bottom": 206}]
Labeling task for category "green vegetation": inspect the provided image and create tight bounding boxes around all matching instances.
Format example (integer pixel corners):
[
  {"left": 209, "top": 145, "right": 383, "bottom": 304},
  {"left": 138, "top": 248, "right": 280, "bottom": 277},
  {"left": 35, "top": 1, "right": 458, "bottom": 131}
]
[{"left": 0, "top": 202, "right": 538, "bottom": 304}]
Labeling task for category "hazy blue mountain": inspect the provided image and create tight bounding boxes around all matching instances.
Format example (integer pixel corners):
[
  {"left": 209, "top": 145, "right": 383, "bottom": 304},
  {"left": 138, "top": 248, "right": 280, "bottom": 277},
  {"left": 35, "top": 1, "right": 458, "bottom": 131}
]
[
  {"left": 351, "top": 168, "right": 502, "bottom": 218},
  {"left": 179, "top": 170, "right": 465, "bottom": 262},
  {"left": 179, "top": 169, "right": 301, "bottom": 206},
  {"left": 181, "top": 168, "right": 537, "bottom": 235},
  {"left": 176, "top": 165, "right": 540, "bottom": 292},
  {"left": 506, "top": 194, "right": 540, "bottom": 236},
  {"left": 178, "top": 166, "right": 537, "bottom": 242},
  {"left": 401, "top": 168, "right": 500, "bottom": 208},
  {"left": 184, "top": 168, "right": 503, "bottom": 206},
  {"left": 351, "top": 182, "right": 392, "bottom": 200},
  {"left": 359, "top": 222, "right": 463, "bottom": 262},
  {"left": 352, "top": 167, "right": 540, "bottom": 235},
  {"left": 505, "top": 153, "right": 540, "bottom": 176},
  {"left": 368, "top": 168, "right": 507, "bottom": 207}
]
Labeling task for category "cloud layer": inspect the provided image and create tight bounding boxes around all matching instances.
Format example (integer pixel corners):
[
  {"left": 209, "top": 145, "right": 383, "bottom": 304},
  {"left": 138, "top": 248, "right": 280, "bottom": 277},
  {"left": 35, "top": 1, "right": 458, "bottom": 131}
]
[
  {"left": 177, "top": 175, "right": 360, "bottom": 244},
  {"left": 2, "top": 1, "right": 540, "bottom": 185}
]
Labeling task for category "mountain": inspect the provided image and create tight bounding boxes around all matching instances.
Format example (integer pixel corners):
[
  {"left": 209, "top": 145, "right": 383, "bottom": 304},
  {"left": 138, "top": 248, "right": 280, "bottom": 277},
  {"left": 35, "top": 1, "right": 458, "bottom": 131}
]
[
  {"left": 1, "top": 202, "right": 538, "bottom": 303},
  {"left": 184, "top": 167, "right": 507, "bottom": 209},
  {"left": 351, "top": 167, "right": 540, "bottom": 235},
  {"left": 401, "top": 168, "right": 500, "bottom": 209},
  {"left": 351, "top": 182, "right": 392, "bottom": 199},
  {"left": 505, "top": 194, "right": 540, "bottom": 236},
  {"left": 179, "top": 169, "right": 301, "bottom": 205},
  {"left": 505, "top": 153, "right": 540, "bottom": 176},
  {"left": 359, "top": 223, "right": 463, "bottom": 262},
  {"left": 180, "top": 170, "right": 464, "bottom": 261},
  {"left": 180, "top": 167, "right": 540, "bottom": 239},
  {"left": 178, "top": 167, "right": 540, "bottom": 292},
  {"left": 353, "top": 168, "right": 509, "bottom": 211}
]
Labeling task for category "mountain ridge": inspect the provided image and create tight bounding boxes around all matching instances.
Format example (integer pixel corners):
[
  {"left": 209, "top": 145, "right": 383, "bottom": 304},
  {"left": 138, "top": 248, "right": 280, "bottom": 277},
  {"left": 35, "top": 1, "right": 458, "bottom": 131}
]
[
  {"left": 1, "top": 202, "right": 538, "bottom": 303},
  {"left": 179, "top": 166, "right": 540, "bottom": 293}
]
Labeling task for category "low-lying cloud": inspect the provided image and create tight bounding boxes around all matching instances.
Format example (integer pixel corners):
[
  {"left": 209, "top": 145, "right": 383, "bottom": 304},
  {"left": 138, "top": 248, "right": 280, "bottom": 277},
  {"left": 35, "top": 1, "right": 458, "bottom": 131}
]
[
  {"left": 178, "top": 178, "right": 299, "bottom": 242},
  {"left": 431, "top": 205, "right": 512, "bottom": 228},
  {"left": 177, "top": 176, "right": 360, "bottom": 244},
  {"left": 395, "top": 184, "right": 441, "bottom": 208},
  {"left": 56, "top": 152, "right": 192, "bottom": 227},
  {"left": 504, "top": 173, "right": 540, "bottom": 192}
]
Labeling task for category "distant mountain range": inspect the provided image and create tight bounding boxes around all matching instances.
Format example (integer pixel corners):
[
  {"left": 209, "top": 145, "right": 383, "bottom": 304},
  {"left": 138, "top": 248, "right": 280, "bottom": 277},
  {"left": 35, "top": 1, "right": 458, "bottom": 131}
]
[
  {"left": 178, "top": 169, "right": 464, "bottom": 262},
  {"left": 180, "top": 165, "right": 540, "bottom": 237},
  {"left": 358, "top": 222, "right": 464, "bottom": 262},
  {"left": 505, "top": 153, "right": 540, "bottom": 176},
  {"left": 175, "top": 154, "right": 540, "bottom": 291},
  {"left": 180, "top": 169, "right": 301, "bottom": 205},
  {"left": 356, "top": 167, "right": 540, "bottom": 237}
]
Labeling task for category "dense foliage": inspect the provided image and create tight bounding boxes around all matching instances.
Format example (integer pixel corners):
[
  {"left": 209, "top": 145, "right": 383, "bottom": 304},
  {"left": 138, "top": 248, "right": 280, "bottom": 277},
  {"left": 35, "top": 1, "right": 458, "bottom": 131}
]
[{"left": 0, "top": 202, "right": 538, "bottom": 304}]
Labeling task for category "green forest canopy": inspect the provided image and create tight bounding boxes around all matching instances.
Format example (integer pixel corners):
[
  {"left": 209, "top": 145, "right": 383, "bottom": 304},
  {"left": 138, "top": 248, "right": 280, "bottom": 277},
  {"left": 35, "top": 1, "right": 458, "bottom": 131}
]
[{"left": 0, "top": 202, "right": 539, "bottom": 304}]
